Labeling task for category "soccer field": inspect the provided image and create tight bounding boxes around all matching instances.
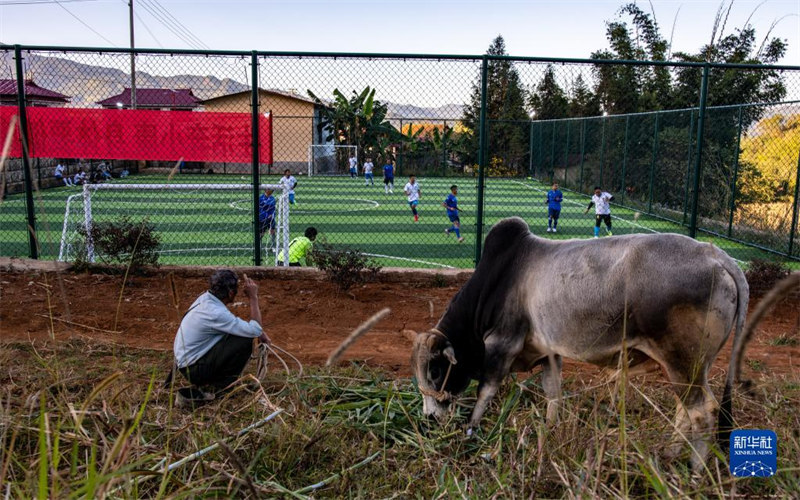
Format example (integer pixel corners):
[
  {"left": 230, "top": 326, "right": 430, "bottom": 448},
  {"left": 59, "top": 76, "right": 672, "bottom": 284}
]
[{"left": 0, "top": 173, "right": 793, "bottom": 268}]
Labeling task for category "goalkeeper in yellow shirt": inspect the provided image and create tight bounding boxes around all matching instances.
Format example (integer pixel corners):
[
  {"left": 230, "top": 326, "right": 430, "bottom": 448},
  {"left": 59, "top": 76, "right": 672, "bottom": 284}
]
[{"left": 277, "top": 227, "right": 318, "bottom": 267}]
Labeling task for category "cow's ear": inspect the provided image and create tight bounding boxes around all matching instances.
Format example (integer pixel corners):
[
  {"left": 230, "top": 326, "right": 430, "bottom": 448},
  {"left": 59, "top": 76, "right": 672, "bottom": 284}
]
[
  {"left": 402, "top": 329, "right": 419, "bottom": 342},
  {"left": 443, "top": 346, "right": 457, "bottom": 365}
]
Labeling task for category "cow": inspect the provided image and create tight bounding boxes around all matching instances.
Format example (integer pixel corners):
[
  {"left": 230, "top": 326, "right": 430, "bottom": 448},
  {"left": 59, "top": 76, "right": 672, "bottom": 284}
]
[{"left": 409, "top": 217, "right": 749, "bottom": 471}]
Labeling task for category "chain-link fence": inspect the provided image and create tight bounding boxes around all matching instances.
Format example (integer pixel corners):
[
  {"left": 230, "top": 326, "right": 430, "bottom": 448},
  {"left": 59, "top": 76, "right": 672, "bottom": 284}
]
[{"left": 1, "top": 46, "right": 798, "bottom": 268}]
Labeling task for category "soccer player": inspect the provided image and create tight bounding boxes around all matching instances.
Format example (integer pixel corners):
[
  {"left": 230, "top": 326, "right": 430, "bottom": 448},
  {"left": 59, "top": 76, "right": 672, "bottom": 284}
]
[
  {"left": 277, "top": 227, "right": 318, "bottom": 266},
  {"left": 280, "top": 169, "right": 297, "bottom": 204},
  {"left": 258, "top": 188, "right": 277, "bottom": 250},
  {"left": 383, "top": 159, "right": 395, "bottom": 194},
  {"left": 404, "top": 174, "right": 421, "bottom": 222},
  {"left": 348, "top": 154, "right": 358, "bottom": 179},
  {"left": 584, "top": 186, "right": 614, "bottom": 238},
  {"left": 545, "top": 182, "right": 563, "bottom": 233},
  {"left": 442, "top": 184, "right": 464, "bottom": 243},
  {"left": 363, "top": 158, "right": 374, "bottom": 186}
]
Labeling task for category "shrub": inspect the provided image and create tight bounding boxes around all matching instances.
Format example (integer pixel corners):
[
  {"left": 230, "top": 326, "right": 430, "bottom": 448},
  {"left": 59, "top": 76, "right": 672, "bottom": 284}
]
[
  {"left": 311, "top": 240, "right": 382, "bottom": 291},
  {"left": 76, "top": 216, "right": 160, "bottom": 272},
  {"left": 745, "top": 258, "right": 790, "bottom": 292}
]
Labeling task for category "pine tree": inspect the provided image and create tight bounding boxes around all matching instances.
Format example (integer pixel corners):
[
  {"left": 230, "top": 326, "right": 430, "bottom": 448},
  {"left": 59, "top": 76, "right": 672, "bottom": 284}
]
[
  {"left": 459, "top": 36, "right": 530, "bottom": 174},
  {"left": 529, "top": 65, "right": 569, "bottom": 120}
]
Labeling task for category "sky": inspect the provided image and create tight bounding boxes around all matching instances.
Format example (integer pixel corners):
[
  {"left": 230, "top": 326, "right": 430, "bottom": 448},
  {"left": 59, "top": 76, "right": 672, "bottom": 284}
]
[
  {"left": 0, "top": 0, "right": 797, "bottom": 64},
  {"left": 0, "top": 0, "right": 798, "bottom": 108}
]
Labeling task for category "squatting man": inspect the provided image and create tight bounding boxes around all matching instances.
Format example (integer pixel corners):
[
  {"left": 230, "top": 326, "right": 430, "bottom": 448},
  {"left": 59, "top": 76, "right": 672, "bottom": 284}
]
[{"left": 172, "top": 270, "right": 270, "bottom": 397}]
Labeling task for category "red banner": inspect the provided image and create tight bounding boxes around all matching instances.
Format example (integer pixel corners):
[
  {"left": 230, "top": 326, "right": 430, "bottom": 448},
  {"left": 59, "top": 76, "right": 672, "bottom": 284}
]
[{"left": 0, "top": 106, "right": 272, "bottom": 164}]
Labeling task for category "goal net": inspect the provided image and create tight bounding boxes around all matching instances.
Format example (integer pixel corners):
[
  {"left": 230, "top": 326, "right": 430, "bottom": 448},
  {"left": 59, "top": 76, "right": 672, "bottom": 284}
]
[
  {"left": 308, "top": 144, "right": 358, "bottom": 177},
  {"left": 58, "top": 183, "right": 292, "bottom": 266}
]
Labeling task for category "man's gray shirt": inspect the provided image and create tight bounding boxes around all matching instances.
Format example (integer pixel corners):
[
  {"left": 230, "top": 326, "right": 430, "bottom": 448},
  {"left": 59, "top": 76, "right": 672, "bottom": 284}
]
[{"left": 173, "top": 291, "right": 263, "bottom": 368}]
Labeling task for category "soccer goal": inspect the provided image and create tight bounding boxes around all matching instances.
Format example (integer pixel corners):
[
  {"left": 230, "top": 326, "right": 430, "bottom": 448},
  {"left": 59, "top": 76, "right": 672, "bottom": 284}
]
[
  {"left": 58, "top": 183, "right": 292, "bottom": 266},
  {"left": 308, "top": 144, "right": 358, "bottom": 177}
]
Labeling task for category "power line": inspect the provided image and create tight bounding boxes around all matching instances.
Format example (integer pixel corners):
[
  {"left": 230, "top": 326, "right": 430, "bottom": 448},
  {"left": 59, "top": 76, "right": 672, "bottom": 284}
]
[
  {"left": 0, "top": 0, "right": 98, "bottom": 5},
  {"left": 143, "top": 0, "right": 209, "bottom": 49},
  {"left": 133, "top": 9, "right": 163, "bottom": 48},
  {"left": 132, "top": 0, "right": 208, "bottom": 50},
  {"left": 52, "top": 0, "right": 117, "bottom": 46}
]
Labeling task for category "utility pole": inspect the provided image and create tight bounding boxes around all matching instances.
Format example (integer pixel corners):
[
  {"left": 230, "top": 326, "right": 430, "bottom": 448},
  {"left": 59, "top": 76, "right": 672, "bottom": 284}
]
[{"left": 129, "top": 0, "right": 136, "bottom": 108}]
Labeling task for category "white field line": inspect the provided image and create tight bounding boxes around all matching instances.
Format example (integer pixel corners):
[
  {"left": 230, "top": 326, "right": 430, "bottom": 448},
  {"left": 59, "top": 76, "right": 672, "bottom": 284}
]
[
  {"left": 151, "top": 246, "right": 456, "bottom": 269},
  {"left": 510, "top": 180, "right": 746, "bottom": 264},
  {"left": 363, "top": 253, "right": 455, "bottom": 269},
  {"left": 510, "top": 180, "right": 659, "bottom": 234},
  {"left": 228, "top": 197, "right": 380, "bottom": 214}
]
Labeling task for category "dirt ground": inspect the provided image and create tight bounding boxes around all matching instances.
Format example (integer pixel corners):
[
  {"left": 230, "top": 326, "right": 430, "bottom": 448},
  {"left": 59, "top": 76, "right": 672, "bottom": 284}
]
[{"left": 1, "top": 261, "right": 798, "bottom": 380}]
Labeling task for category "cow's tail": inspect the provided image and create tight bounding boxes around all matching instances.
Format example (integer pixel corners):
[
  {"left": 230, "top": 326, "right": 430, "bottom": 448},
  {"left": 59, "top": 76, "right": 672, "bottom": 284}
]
[{"left": 716, "top": 255, "right": 750, "bottom": 448}]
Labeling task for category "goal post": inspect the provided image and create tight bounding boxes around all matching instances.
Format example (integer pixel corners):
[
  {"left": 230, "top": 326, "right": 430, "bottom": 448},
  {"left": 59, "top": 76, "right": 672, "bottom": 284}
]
[
  {"left": 59, "top": 183, "right": 292, "bottom": 267},
  {"left": 307, "top": 144, "right": 358, "bottom": 177}
]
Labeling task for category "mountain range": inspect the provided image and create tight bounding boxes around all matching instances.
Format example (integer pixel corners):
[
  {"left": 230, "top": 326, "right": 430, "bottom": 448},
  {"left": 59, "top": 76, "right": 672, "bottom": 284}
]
[{"left": 3, "top": 53, "right": 464, "bottom": 119}]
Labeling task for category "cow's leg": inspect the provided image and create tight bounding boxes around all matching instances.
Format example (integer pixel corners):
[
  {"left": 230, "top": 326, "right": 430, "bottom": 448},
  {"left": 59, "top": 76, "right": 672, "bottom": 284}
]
[
  {"left": 467, "top": 333, "right": 526, "bottom": 430},
  {"left": 661, "top": 363, "right": 716, "bottom": 471},
  {"left": 542, "top": 354, "right": 562, "bottom": 423}
]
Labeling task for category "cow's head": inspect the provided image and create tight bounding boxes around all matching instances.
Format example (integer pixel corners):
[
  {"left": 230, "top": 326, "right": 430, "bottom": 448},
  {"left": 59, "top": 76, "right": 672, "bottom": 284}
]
[{"left": 407, "top": 329, "right": 461, "bottom": 421}]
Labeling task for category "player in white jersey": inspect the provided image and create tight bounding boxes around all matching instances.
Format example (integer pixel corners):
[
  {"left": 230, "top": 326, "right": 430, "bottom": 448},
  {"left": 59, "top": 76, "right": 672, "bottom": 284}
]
[
  {"left": 348, "top": 154, "right": 358, "bottom": 178},
  {"left": 280, "top": 169, "right": 298, "bottom": 204},
  {"left": 363, "top": 158, "right": 374, "bottom": 186},
  {"left": 404, "top": 174, "right": 421, "bottom": 222},
  {"left": 584, "top": 186, "right": 614, "bottom": 238}
]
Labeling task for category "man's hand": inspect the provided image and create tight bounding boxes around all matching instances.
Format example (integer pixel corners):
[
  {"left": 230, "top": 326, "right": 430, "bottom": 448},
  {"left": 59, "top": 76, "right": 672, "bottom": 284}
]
[
  {"left": 258, "top": 332, "right": 271, "bottom": 345},
  {"left": 242, "top": 273, "right": 258, "bottom": 299}
]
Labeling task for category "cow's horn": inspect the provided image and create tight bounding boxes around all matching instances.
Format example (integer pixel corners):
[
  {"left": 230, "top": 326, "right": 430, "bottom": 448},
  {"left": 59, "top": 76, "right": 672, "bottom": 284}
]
[{"left": 443, "top": 346, "right": 457, "bottom": 365}]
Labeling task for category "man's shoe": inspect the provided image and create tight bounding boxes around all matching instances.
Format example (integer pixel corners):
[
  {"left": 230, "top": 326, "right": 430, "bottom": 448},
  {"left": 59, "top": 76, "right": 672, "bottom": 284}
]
[
  {"left": 457, "top": 237, "right": 465, "bottom": 243},
  {"left": 546, "top": 227, "right": 552, "bottom": 232},
  {"left": 552, "top": 228, "right": 557, "bottom": 233},
  {"left": 445, "top": 229, "right": 450, "bottom": 236},
  {"left": 607, "top": 231, "right": 613, "bottom": 236},
  {"left": 175, "top": 387, "right": 215, "bottom": 409},
  {"left": 414, "top": 215, "right": 419, "bottom": 222}
]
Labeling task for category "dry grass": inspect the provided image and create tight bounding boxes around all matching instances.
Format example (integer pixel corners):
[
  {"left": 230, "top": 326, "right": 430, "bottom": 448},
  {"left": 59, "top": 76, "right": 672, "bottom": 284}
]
[{"left": 1, "top": 338, "right": 798, "bottom": 498}]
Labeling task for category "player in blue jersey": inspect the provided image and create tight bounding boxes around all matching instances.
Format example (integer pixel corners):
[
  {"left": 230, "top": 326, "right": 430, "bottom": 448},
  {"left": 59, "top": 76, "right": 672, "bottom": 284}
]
[
  {"left": 545, "top": 182, "right": 563, "bottom": 233},
  {"left": 258, "top": 188, "right": 277, "bottom": 250},
  {"left": 383, "top": 159, "right": 395, "bottom": 194},
  {"left": 442, "top": 184, "right": 465, "bottom": 243}
]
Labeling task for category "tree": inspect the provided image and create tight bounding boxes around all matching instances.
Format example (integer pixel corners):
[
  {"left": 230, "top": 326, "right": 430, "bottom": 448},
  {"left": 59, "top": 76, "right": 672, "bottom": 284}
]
[
  {"left": 591, "top": 3, "right": 672, "bottom": 114},
  {"left": 529, "top": 65, "right": 569, "bottom": 120},
  {"left": 460, "top": 35, "right": 530, "bottom": 173},
  {"left": 738, "top": 113, "right": 799, "bottom": 202},
  {"left": 568, "top": 74, "right": 601, "bottom": 118},
  {"left": 307, "top": 86, "right": 403, "bottom": 166}
]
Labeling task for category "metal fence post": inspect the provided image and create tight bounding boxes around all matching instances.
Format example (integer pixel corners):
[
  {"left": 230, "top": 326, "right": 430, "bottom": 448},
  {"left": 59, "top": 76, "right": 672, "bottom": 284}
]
[
  {"left": 579, "top": 119, "right": 586, "bottom": 193},
  {"left": 251, "top": 51, "right": 261, "bottom": 266},
  {"left": 474, "top": 55, "right": 489, "bottom": 266},
  {"left": 688, "top": 63, "right": 710, "bottom": 239},
  {"left": 727, "top": 105, "right": 744, "bottom": 238},
  {"left": 647, "top": 112, "right": 659, "bottom": 213},
  {"left": 528, "top": 120, "right": 534, "bottom": 177},
  {"left": 563, "top": 120, "right": 570, "bottom": 187},
  {"left": 442, "top": 119, "right": 447, "bottom": 175},
  {"left": 787, "top": 148, "right": 800, "bottom": 257},
  {"left": 14, "top": 45, "right": 38, "bottom": 259},
  {"left": 538, "top": 120, "right": 543, "bottom": 177},
  {"left": 620, "top": 115, "right": 629, "bottom": 204},
  {"left": 682, "top": 110, "right": 695, "bottom": 226},
  {"left": 599, "top": 117, "right": 606, "bottom": 188},
  {"left": 549, "top": 122, "right": 556, "bottom": 182}
]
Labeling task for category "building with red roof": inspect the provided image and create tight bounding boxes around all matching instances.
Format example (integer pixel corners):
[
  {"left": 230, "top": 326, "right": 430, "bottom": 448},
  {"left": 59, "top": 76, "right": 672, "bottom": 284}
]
[
  {"left": 0, "top": 79, "right": 70, "bottom": 107},
  {"left": 97, "top": 88, "right": 201, "bottom": 110}
]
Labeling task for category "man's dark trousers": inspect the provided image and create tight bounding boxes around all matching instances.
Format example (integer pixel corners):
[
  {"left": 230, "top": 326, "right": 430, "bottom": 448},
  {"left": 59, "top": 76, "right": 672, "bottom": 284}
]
[{"left": 180, "top": 335, "right": 253, "bottom": 391}]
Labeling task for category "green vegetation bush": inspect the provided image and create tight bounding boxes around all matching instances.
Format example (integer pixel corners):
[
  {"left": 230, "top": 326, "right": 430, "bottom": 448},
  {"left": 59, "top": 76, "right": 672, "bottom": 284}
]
[
  {"left": 312, "top": 240, "right": 382, "bottom": 291},
  {"left": 745, "top": 258, "right": 790, "bottom": 291},
  {"left": 76, "top": 216, "right": 160, "bottom": 272}
]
